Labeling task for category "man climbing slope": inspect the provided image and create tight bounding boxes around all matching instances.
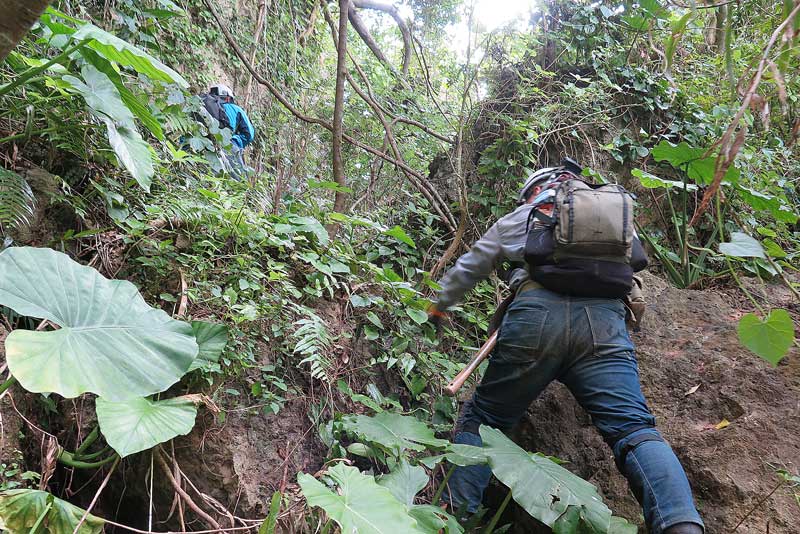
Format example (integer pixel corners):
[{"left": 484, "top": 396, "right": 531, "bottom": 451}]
[
  {"left": 428, "top": 159, "right": 704, "bottom": 534},
  {"left": 202, "top": 83, "right": 255, "bottom": 178}
]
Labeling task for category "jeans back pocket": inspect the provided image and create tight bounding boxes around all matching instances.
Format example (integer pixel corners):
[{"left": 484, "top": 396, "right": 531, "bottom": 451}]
[
  {"left": 497, "top": 302, "right": 549, "bottom": 363},
  {"left": 585, "top": 304, "right": 634, "bottom": 358}
]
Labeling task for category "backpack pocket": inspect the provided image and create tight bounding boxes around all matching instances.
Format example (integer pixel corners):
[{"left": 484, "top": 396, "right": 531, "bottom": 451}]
[{"left": 554, "top": 180, "right": 634, "bottom": 262}]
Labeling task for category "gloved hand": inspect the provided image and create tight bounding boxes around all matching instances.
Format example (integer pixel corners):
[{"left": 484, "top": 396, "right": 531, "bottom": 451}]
[{"left": 427, "top": 303, "right": 447, "bottom": 335}]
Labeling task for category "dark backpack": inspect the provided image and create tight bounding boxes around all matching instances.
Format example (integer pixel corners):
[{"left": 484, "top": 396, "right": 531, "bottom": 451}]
[
  {"left": 201, "top": 93, "right": 231, "bottom": 130},
  {"left": 524, "top": 175, "right": 647, "bottom": 298}
]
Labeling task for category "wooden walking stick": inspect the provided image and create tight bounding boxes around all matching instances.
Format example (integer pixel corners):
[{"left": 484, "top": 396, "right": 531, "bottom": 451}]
[
  {"left": 443, "top": 330, "right": 498, "bottom": 397},
  {"left": 441, "top": 277, "right": 521, "bottom": 396}
]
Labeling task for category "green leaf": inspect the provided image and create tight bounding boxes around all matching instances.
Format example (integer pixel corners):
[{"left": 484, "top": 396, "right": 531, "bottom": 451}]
[
  {"left": 738, "top": 309, "right": 795, "bottom": 366},
  {"left": 350, "top": 294, "right": 373, "bottom": 307},
  {"left": 104, "top": 117, "right": 155, "bottom": 190},
  {"left": 406, "top": 308, "right": 428, "bottom": 325},
  {"left": 480, "top": 426, "right": 612, "bottom": 530},
  {"left": 308, "top": 179, "right": 353, "bottom": 193},
  {"left": 377, "top": 459, "right": 428, "bottom": 506},
  {"left": 0, "top": 169, "right": 35, "bottom": 234},
  {"left": 298, "top": 463, "right": 427, "bottom": 534},
  {"left": 340, "top": 412, "right": 449, "bottom": 456},
  {"left": 62, "top": 64, "right": 135, "bottom": 125},
  {"left": 0, "top": 489, "right": 104, "bottom": 534},
  {"left": 719, "top": 232, "right": 766, "bottom": 259},
  {"left": 72, "top": 23, "right": 188, "bottom": 87},
  {"left": 762, "top": 239, "right": 787, "bottom": 259},
  {"left": 96, "top": 396, "right": 198, "bottom": 457},
  {"left": 631, "top": 169, "right": 697, "bottom": 192},
  {"left": 366, "top": 312, "right": 383, "bottom": 329},
  {"left": 62, "top": 65, "right": 154, "bottom": 189},
  {"left": 651, "top": 141, "right": 738, "bottom": 185},
  {"left": 609, "top": 516, "right": 639, "bottom": 534},
  {"left": 364, "top": 325, "right": 380, "bottom": 340},
  {"left": 737, "top": 186, "right": 799, "bottom": 223},
  {"left": 80, "top": 48, "right": 165, "bottom": 141},
  {"left": 188, "top": 321, "right": 228, "bottom": 371},
  {"left": 259, "top": 491, "right": 282, "bottom": 534},
  {"left": 665, "top": 12, "right": 694, "bottom": 70},
  {"left": 385, "top": 225, "right": 417, "bottom": 248},
  {"left": 288, "top": 215, "right": 329, "bottom": 246},
  {"left": 0, "top": 247, "right": 198, "bottom": 400},
  {"left": 408, "top": 505, "right": 464, "bottom": 534},
  {"left": 419, "top": 442, "right": 490, "bottom": 469}
]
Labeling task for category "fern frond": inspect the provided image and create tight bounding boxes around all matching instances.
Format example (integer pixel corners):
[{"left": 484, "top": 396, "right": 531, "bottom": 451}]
[
  {"left": 0, "top": 169, "right": 36, "bottom": 236},
  {"left": 292, "top": 312, "right": 333, "bottom": 382}
]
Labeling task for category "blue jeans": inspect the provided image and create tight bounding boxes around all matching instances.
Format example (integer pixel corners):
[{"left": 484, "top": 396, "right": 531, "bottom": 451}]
[{"left": 446, "top": 288, "right": 703, "bottom": 534}]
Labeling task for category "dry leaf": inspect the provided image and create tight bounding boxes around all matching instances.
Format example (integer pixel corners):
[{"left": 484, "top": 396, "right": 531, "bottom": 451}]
[
  {"left": 768, "top": 61, "right": 788, "bottom": 114},
  {"left": 685, "top": 384, "right": 701, "bottom": 396},
  {"left": 715, "top": 419, "right": 730, "bottom": 430}
]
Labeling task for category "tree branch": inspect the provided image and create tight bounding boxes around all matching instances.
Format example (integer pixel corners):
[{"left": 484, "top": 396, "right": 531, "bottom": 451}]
[
  {"left": 322, "top": 3, "right": 457, "bottom": 231},
  {"left": 203, "top": 0, "right": 456, "bottom": 231},
  {"left": 331, "top": 0, "right": 350, "bottom": 220},
  {"left": 0, "top": 0, "right": 52, "bottom": 62},
  {"left": 347, "top": 6, "right": 398, "bottom": 76},
  {"left": 352, "top": 0, "right": 412, "bottom": 75}
]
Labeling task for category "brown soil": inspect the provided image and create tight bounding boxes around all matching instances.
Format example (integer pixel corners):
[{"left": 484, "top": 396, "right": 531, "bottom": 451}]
[{"left": 511, "top": 272, "right": 800, "bottom": 533}]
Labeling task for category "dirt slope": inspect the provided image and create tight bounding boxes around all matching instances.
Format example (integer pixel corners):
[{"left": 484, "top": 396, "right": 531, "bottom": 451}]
[{"left": 514, "top": 272, "right": 800, "bottom": 533}]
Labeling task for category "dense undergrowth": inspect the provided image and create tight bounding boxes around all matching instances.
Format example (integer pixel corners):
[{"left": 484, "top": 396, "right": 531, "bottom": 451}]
[{"left": 0, "top": 0, "right": 798, "bottom": 532}]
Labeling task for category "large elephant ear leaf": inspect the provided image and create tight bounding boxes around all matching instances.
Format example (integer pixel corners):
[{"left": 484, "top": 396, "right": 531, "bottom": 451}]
[
  {"left": 377, "top": 459, "right": 429, "bottom": 506},
  {"left": 72, "top": 23, "right": 188, "bottom": 87},
  {"left": 298, "top": 463, "right": 427, "bottom": 534},
  {"left": 0, "top": 247, "right": 198, "bottom": 400},
  {"left": 339, "top": 412, "right": 449, "bottom": 456},
  {"left": 96, "top": 396, "right": 198, "bottom": 457},
  {"left": 0, "top": 489, "right": 104, "bottom": 534},
  {"left": 479, "top": 426, "right": 612, "bottom": 531}
]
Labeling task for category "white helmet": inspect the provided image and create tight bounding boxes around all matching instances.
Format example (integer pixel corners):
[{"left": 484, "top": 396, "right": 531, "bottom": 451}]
[
  {"left": 210, "top": 83, "right": 234, "bottom": 98},
  {"left": 517, "top": 158, "right": 583, "bottom": 205},
  {"left": 517, "top": 166, "right": 559, "bottom": 205}
]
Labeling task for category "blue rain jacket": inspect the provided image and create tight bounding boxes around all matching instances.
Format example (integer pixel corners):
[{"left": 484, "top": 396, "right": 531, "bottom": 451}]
[{"left": 221, "top": 101, "right": 255, "bottom": 149}]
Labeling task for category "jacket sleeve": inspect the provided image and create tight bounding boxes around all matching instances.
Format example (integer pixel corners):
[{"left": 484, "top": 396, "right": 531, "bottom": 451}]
[
  {"left": 435, "top": 222, "right": 504, "bottom": 311},
  {"left": 234, "top": 107, "right": 255, "bottom": 148}
]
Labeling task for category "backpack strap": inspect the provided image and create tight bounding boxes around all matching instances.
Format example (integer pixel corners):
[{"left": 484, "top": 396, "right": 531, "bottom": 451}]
[{"left": 525, "top": 206, "right": 556, "bottom": 233}]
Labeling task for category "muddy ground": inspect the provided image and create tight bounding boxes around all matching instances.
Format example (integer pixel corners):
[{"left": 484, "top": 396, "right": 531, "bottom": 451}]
[{"left": 512, "top": 272, "right": 800, "bottom": 533}]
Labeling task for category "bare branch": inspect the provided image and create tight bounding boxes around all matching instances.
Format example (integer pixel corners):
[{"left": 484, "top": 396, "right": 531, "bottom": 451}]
[
  {"left": 322, "top": 3, "right": 457, "bottom": 231},
  {"left": 351, "top": 0, "right": 412, "bottom": 75},
  {"left": 347, "top": 6, "right": 397, "bottom": 75}
]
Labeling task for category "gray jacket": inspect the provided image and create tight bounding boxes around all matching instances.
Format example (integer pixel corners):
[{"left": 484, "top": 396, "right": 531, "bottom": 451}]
[{"left": 436, "top": 204, "right": 534, "bottom": 311}]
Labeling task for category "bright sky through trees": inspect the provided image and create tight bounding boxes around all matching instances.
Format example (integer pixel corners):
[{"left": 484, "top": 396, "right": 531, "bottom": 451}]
[{"left": 449, "top": 0, "right": 539, "bottom": 59}]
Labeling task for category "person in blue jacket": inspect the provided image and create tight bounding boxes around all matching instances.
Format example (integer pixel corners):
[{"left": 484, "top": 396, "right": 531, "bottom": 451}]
[{"left": 205, "top": 83, "right": 255, "bottom": 178}]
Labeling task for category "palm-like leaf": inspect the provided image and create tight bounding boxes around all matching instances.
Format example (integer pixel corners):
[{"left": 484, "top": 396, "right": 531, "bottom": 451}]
[{"left": 0, "top": 169, "right": 35, "bottom": 236}]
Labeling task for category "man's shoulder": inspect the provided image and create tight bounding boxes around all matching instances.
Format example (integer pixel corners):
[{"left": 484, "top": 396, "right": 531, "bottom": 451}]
[{"left": 496, "top": 204, "right": 533, "bottom": 230}]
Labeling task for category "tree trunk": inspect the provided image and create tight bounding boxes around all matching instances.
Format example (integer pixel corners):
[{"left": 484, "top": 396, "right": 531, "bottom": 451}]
[
  {"left": 330, "top": 0, "right": 350, "bottom": 219},
  {"left": 0, "top": 0, "right": 52, "bottom": 62}
]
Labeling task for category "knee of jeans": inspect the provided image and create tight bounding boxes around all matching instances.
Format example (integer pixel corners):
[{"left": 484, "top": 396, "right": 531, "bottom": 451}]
[
  {"left": 453, "top": 431, "right": 482, "bottom": 447},
  {"left": 611, "top": 427, "right": 665, "bottom": 471}
]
